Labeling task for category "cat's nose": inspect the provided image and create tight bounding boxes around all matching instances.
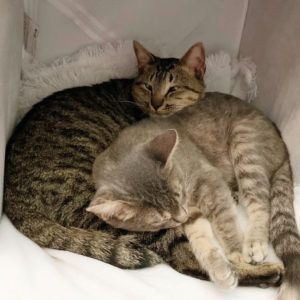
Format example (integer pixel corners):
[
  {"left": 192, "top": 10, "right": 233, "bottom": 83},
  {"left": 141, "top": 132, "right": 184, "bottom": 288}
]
[{"left": 151, "top": 98, "right": 163, "bottom": 110}]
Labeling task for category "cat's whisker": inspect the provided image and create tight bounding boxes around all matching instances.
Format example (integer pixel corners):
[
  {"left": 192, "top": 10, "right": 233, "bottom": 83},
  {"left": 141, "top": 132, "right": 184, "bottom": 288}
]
[
  {"left": 109, "top": 100, "right": 139, "bottom": 106},
  {"left": 119, "top": 100, "right": 149, "bottom": 109},
  {"left": 107, "top": 100, "right": 150, "bottom": 110}
]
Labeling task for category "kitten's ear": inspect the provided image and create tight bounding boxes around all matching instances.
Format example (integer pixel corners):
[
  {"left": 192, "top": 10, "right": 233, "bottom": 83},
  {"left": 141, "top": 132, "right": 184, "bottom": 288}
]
[
  {"left": 86, "top": 198, "right": 137, "bottom": 221},
  {"left": 180, "top": 43, "right": 206, "bottom": 79},
  {"left": 133, "top": 40, "right": 155, "bottom": 71},
  {"left": 147, "top": 129, "right": 178, "bottom": 165}
]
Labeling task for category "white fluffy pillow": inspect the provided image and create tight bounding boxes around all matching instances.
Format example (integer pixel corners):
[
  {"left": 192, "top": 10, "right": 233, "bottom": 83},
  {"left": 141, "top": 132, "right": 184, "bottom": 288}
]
[{"left": 18, "top": 40, "right": 257, "bottom": 121}]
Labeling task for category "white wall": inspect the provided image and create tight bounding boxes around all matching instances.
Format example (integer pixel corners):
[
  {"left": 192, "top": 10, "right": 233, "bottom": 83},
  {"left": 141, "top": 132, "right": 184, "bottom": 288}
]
[
  {"left": 240, "top": 0, "right": 300, "bottom": 185},
  {"left": 36, "top": 0, "right": 248, "bottom": 61},
  {"left": 0, "top": 0, "right": 23, "bottom": 212}
]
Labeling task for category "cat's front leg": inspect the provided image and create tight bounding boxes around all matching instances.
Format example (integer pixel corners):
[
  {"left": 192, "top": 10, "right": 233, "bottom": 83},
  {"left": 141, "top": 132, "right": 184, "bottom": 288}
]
[
  {"left": 184, "top": 217, "right": 238, "bottom": 290},
  {"left": 208, "top": 182, "right": 244, "bottom": 259},
  {"left": 193, "top": 171, "right": 243, "bottom": 260}
]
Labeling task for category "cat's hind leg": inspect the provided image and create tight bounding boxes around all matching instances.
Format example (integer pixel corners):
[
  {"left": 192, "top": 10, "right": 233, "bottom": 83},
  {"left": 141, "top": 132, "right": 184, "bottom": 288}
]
[{"left": 229, "top": 123, "right": 271, "bottom": 264}]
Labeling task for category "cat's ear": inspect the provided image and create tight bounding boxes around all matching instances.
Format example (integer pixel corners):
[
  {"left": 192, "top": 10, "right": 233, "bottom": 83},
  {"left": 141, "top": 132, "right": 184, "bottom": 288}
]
[
  {"left": 180, "top": 43, "right": 206, "bottom": 79},
  {"left": 133, "top": 40, "right": 155, "bottom": 71},
  {"left": 86, "top": 198, "right": 137, "bottom": 221},
  {"left": 147, "top": 129, "right": 178, "bottom": 165}
]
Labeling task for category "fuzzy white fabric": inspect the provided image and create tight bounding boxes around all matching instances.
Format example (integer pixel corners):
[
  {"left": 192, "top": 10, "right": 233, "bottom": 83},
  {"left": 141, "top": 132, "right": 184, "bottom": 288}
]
[
  {"left": 2, "top": 187, "right": 300, "bottom": 300},
  {"left": 18, "top": 40, "right": 257, "bottom": 121},
  {"left": 3, "top": 40, "right": 295, "bottom": 300}
]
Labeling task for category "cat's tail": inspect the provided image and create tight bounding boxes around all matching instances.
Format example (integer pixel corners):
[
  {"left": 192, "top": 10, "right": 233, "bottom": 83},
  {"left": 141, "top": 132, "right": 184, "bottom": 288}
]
[
  {"left": 12, "top": 211, "right": 162, "bottom": 269},
  {"left": 7, "top": 210, "right": 284, "bottom": 287},
  {"left": 270, "top": 159, "right": 300, "bottom": 300}
]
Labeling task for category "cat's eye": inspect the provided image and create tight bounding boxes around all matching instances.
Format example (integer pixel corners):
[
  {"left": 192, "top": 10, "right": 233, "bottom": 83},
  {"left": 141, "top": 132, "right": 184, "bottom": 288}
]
[
  {"left": 167, "top": 86, "right": 177, "bottom": 94},
  {"left": 144, "top": 83, "right": 152, "bottom": 92}
]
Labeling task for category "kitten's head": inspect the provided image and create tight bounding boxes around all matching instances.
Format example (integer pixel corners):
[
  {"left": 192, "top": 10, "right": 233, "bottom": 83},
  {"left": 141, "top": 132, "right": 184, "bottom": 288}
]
[
  {"left": 87, "top": 129, "right": 188, "bottom": 232},
  {"left": 131, "top": 41, "right": 206, "bottom": 116}
]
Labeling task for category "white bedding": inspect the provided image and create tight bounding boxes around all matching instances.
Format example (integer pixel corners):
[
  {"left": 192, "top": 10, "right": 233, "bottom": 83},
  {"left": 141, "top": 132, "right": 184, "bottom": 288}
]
[
  {"left": 1, "top": 184, "right": 299, "bottom": 300},
  {"left": 1, "top": 2, "right": 299, "bottom": 299},
  {"left": 0, "top": 52, "right": 293, "bottom": 300},
  {"left": 0, "top": 42, "right": 264, "bottom": 300},
  {"left": 1, "top": 38, "right": 297, "bottom": 300}
]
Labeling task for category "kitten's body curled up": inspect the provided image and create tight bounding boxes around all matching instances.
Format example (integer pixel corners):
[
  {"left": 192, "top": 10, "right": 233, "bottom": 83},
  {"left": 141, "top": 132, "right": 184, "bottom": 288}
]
[
  {"left": 88, "top": 93, "right": 287, "bottom": 290},
  {"left": 88, "top": 42, "right": 300, "bottom": 298},
  {"left": 3, "top": 41, "right": 296, "bottom": 296}
]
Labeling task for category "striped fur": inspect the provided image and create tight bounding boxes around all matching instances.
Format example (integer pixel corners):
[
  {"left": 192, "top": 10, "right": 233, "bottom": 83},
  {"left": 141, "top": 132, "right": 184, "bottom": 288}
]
[
  {"left": 4, "top": 79, "right": 284, "bottom": 287},
  {"left": 271, "top": 161, "right": 300, "bottom": 299},
  {"left": 90, "top": 92, "right": 300, "bottom": 295},
  {"left": 132, "top": 41, "right": 205, "bottom": 116},
  {"left": 4, "top": 80, "right": 198, "bottom": 272},
  {"left": 184, "top": 93, "right": 300, "bottom": 298}
]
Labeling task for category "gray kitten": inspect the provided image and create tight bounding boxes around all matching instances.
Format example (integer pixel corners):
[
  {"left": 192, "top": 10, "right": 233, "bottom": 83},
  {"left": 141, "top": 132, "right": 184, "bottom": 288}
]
[{"left": 88, "top": 43, "right": 300, "bottom": 298}]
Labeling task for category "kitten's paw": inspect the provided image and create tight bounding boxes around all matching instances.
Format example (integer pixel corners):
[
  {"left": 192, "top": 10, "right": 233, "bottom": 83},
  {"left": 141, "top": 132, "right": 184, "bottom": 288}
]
[
  {"left": 210, "top": 260, "right": 238, "bottom": 290},
  {"left": 228, "top": 252, "right": 244, "bottom": 265},
  {"left": 243, "top": 239, "right": 268, "bottom": 264}
]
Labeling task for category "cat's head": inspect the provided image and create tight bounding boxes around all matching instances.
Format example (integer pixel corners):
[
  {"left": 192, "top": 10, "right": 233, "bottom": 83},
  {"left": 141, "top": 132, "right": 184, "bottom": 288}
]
[
  {"left": 87, "top": 129, "right": 188, "bottom": 232},
  {"left": 131, "top": 41, "right": 206, "bottom": 116}
]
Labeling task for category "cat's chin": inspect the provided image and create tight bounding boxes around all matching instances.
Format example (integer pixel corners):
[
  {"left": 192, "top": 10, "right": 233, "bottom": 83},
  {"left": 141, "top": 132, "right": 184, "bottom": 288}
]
[{"left": 149, "top": 112, "right": 175, "bottom": 118}]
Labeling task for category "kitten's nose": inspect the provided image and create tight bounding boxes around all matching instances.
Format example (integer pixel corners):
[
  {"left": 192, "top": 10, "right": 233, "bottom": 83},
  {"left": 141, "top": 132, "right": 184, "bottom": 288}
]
[{"left": 151, "top": 97, "right": 163, "bottom": 110}]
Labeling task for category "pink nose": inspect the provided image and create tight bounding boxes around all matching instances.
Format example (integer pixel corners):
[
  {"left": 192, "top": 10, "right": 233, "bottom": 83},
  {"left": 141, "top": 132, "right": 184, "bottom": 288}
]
[{"left": 151, "top": 98, "right": 163, "bottom": 110}]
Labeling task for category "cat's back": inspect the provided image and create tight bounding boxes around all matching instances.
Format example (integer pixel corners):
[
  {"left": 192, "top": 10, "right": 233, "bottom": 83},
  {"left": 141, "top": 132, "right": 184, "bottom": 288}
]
[
  {"left": 109, "top": 92, "right": 259, "bottom": 151},
  {"left": 177, "top": 92, "right": 261, "bottom": 125},
  {"left": 171, "top": 92, "right": 284, "bottom": 184},
  {"left": 174, "top": 92, "right": 278, "bottom": 143},
  {"left": 4, "top": 79, "right": 143, "bottom": 228}
]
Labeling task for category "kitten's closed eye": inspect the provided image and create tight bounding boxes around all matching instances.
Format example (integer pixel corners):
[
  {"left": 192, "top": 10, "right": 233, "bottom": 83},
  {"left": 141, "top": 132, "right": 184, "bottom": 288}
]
[
  {"left": 167, "top": 86, "right": 177, "bottom": 95},
  {"left": 132, "top": 41, "right": 206, "bottom": 116},
  {"left": 165, "top": 104, "right": 174, "bottom": 110},
  {"left": 144, "top": 83, "right": 152, "bottom": 92}
]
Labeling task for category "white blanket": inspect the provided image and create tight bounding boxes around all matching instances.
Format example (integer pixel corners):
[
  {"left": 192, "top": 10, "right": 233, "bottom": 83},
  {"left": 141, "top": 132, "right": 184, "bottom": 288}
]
[
  {"left": 18, "top": 40, "right": 257, "bottom": 121},
  {"left": 0, "top": 212, "right": 285, "bottom": 300},
  {"left": 3, "top": 186, "right": 300, "bottom": 300},
  {"left": 1, "top": 185, "right": 299, "bottom": 300},
  {"left": 1, "top": 40, "right": 296, "bottom": 300}
]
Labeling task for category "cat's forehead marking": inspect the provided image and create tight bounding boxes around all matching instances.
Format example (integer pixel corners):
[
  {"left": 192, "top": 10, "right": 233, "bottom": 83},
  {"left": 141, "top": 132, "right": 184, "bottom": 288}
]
[
  {"left": 149, "top": 73, "right": 156, "bottom": 81},
  {"left": 153, "top": 58, "right": 179, "bottom": 83},
  {"left": 156, "top": 58, "right": 178, "bottom": 73}
]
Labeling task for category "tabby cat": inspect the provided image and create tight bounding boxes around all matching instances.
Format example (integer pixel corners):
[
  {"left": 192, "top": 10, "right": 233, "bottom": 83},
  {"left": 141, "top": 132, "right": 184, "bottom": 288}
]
[
  {"left": 4, "top": 42, "right": 285, "bottom": 290},
  {"left": 88, "top": 42, "right": 300, "bottom": 299}
]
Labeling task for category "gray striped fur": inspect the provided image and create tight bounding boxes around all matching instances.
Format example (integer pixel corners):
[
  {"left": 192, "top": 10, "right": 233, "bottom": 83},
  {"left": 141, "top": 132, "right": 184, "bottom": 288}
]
[
  {"left": 4, "top": 42, "right": 289, "bottom": 289},
  {"left": 90, "top": 92, "right": 300, "bottom": 295}
]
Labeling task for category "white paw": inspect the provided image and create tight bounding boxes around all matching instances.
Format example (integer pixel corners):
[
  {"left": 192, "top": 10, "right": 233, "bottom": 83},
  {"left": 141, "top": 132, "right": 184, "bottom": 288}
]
[
  {"left": 243, "top": 239, "right": 268, "bottom": 264},
  {"left": 210, "top": 259, "right": 238, "bottom": 290}
]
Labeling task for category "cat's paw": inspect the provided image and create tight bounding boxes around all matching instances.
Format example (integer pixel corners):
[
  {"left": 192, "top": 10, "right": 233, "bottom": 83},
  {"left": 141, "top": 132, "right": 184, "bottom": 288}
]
[
  {"left": 243, "top": 239, "right": 268, "bottom": 264},
  {"left": 237, "top": 261, "right": 284, "bottom": 287},
  {"left": 227, "top": 251, "right": 244, "bottom": 265},
  {"left": 210, "top": 259, "right": 238, "bottom": 290}
]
